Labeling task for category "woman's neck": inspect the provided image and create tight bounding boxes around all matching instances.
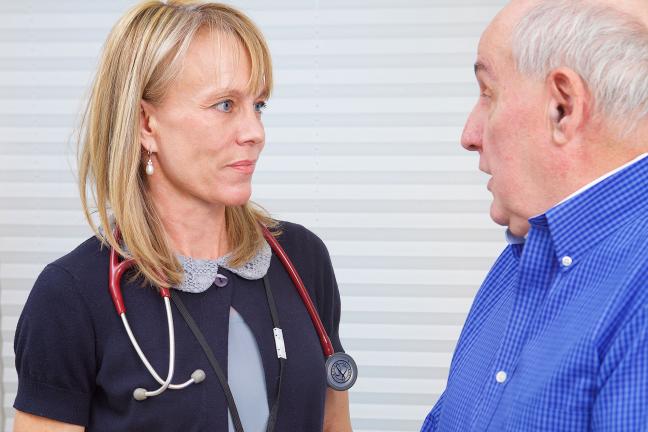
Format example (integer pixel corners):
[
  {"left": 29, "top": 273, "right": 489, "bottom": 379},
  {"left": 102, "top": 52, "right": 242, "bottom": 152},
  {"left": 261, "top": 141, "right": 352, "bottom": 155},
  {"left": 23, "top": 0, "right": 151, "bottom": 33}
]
[{"left": 150, "top": 189, "right": 229, "bottom": 260}]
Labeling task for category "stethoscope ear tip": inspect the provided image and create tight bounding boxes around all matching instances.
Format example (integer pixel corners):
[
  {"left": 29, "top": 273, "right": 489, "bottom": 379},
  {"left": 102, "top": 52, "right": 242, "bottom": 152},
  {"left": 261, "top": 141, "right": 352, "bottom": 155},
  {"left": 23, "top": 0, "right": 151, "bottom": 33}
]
[
  {"left": 133, "top": 388, "right": 148, "bottom": 401},
  {"left": 192, "top": 369, "right": 206, "bottom": 383}
]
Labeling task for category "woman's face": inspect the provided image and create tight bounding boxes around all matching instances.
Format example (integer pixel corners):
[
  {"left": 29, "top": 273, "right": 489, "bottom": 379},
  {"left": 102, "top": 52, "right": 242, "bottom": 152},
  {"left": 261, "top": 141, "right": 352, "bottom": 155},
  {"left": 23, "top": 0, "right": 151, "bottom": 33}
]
[{"left": 141, "top": 29, "right": 267, "bottom": 208}]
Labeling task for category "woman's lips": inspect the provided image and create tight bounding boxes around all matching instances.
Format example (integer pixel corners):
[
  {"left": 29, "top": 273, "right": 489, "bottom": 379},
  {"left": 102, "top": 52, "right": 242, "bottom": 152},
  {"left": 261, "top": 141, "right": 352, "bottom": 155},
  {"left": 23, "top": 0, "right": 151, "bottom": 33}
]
[{"left": 227, "top": 160, "right": 256, "bottom": 174}]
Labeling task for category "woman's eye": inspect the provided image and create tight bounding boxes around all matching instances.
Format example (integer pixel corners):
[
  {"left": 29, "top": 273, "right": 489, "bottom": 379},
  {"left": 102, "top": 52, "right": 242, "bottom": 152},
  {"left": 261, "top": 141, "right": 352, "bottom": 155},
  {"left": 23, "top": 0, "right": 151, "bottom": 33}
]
[
  {"left": 215, "top": 100, "right": 233, "bottom": 112},
  {"left": 254, "top": 101, "right": 267, "bottom": 113}
]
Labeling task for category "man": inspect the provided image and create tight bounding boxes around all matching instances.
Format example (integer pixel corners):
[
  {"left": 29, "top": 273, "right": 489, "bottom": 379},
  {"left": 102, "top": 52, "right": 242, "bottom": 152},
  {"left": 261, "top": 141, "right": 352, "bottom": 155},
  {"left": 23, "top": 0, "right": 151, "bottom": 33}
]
[{"left": 422, "top": 0, "right": 648, "bottom": 430}]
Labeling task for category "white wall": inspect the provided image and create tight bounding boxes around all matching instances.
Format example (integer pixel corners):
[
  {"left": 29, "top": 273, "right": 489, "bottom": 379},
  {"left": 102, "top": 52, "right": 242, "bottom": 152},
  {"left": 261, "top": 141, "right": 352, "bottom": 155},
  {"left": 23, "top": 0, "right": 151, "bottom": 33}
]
[{"left": 0, "top": 1, "right": 507, "bottom": 430}]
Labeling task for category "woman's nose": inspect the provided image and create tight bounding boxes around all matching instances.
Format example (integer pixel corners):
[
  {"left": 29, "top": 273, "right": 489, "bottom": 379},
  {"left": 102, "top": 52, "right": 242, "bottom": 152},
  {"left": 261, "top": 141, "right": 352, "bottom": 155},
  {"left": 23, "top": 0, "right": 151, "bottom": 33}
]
[{"left": 236, "top": 105, "right": 265, "bottom": 146}]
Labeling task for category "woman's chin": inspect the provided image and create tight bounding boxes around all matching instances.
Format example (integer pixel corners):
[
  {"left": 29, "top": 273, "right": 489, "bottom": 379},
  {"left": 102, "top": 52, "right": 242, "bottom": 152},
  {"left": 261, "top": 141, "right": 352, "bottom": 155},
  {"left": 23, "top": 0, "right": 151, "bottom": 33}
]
[{"left": 211, "top": 188, "right": 252, "bottom": 207}]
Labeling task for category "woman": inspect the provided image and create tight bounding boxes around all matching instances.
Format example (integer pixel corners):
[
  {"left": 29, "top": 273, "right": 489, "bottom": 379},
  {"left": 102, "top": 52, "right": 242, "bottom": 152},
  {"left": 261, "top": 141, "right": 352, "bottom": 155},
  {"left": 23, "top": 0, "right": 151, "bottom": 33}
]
[{"left": 12, "top": 2, "right": 353, "bottom": 431}]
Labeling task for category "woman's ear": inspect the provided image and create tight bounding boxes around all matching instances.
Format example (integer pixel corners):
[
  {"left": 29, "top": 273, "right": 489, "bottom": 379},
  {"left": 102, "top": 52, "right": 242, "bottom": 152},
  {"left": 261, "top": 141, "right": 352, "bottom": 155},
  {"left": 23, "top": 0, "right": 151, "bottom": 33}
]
[
  {"left": 546, "top": 67, "right": 590, "bottom": 146},
  {"left": 140, "top": 100, "right": 159, "bottom": 153}
]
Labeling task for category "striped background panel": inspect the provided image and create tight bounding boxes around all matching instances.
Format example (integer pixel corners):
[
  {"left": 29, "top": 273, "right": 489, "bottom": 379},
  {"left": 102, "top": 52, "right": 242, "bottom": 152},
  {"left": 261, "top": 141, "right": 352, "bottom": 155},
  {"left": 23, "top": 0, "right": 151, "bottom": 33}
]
[{"left": 0, "top": 1, "right": 506, "bottom": 430}]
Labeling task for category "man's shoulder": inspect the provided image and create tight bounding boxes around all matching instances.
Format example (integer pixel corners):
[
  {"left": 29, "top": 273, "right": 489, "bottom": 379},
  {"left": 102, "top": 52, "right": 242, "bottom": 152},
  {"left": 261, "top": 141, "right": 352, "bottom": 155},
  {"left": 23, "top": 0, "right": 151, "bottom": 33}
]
[{"left": 480, "top": 245, "right": 520, "bottom": 293}]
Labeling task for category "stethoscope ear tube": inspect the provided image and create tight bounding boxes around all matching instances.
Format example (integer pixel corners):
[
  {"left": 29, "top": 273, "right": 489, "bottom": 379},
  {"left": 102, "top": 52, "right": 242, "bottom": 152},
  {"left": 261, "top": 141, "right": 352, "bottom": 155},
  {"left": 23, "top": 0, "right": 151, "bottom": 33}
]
[{"left": 110, "top": 228, "right": 205, "bottom": 400}]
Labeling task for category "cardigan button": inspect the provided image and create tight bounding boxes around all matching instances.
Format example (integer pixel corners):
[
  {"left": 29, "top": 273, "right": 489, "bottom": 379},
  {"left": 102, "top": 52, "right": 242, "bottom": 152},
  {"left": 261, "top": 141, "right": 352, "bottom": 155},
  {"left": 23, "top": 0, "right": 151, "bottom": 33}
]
[{"left": 214, "top": 273, "right": 228, "bottom": 287}]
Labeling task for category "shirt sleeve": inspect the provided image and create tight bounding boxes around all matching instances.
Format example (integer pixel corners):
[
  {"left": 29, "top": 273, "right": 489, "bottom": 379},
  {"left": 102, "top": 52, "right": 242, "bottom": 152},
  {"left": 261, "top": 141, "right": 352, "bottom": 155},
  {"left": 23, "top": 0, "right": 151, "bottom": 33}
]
[
  {"left": 420, "top": 391, "right": 445, "bottom": 432},
  {"left": 310, "top": 232, "right": 344, "bottom": 354},
  {"left": 13, "top": 264, "right": 97, "bottom": 427},
  {"left": 592, "top": 305, "right": 648, "bottom": 431}
]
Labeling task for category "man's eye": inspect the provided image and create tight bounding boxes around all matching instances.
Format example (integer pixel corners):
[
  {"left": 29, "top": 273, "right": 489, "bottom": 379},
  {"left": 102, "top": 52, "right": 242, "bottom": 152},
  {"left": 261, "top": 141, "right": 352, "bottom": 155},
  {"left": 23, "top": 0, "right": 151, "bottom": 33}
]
[
  {"left": 215, "top": 100, "right": 233, "bottom": 112},
  {"left": 254, "top": 101, "right": 267, "bottom": 113}
]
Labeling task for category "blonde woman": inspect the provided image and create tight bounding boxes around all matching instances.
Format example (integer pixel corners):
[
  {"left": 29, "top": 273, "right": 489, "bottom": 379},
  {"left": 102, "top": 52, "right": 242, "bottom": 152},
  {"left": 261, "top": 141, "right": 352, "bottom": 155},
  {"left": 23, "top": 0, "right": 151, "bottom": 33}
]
[{"left": 13, "top": 2, "right": 353, "bottom": 431}]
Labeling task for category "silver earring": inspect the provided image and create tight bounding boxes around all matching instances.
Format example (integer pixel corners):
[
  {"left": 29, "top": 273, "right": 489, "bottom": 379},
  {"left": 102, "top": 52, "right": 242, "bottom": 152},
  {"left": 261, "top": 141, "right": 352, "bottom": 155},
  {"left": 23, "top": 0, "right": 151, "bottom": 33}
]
[{"left": 145, "top": 150, "right": 154, "bottom": 176}]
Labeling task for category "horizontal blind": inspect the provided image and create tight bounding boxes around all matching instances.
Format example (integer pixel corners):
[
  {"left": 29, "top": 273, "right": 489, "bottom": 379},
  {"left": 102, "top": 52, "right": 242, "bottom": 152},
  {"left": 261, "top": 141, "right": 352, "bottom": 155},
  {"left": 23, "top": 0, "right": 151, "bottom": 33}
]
[{"left": 0, "top": 1, "right": 506, "bottom": 431}]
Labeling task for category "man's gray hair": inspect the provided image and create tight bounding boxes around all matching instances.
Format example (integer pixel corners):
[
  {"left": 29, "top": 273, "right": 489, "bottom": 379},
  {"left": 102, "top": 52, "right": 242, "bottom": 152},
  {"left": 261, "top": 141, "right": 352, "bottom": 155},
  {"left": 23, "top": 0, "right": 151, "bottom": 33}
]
[{"left": 512, "top": 0, "right": 648, "bottom": 132}]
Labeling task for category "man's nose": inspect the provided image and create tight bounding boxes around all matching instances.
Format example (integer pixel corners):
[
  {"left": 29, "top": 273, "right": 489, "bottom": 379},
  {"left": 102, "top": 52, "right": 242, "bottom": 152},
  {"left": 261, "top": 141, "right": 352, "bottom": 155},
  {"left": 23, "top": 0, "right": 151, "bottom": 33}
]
[{"left": 461, "top": 106, "right": 483, "bottom": 152}]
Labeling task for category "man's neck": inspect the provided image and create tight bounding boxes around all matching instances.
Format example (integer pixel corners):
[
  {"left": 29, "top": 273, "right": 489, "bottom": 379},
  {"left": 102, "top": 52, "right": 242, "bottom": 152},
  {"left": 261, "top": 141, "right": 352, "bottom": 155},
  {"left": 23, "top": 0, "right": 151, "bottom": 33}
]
[
  {"left": 551, "top": 122, "right": 648, "bottom": 209},
  {"left": 556, "top": 152, "right": 648, "bottom": 206}
]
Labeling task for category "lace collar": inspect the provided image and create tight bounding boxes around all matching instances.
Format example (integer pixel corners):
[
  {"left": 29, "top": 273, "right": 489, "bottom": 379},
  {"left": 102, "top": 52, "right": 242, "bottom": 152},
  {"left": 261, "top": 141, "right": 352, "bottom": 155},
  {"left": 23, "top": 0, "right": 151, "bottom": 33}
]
[
  {"left": 175, "top": 240, "right": 271, "bottom": 293},
  {"left": 98, "top": 220, "right": 271, "bottom": 293}
]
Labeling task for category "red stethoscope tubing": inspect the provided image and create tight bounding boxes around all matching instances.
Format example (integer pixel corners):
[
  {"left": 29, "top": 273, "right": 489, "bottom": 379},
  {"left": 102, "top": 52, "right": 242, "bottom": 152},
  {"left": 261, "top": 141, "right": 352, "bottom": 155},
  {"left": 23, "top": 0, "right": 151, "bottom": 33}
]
[
  {"left": 108, "top": 225, "right": 334, "bottom": 358},
  {"left": 260, "top": 225, "right": 335, "bottom": 358},
  {"left": 109, "top": 237, "right": 170, "bottom": 316}
]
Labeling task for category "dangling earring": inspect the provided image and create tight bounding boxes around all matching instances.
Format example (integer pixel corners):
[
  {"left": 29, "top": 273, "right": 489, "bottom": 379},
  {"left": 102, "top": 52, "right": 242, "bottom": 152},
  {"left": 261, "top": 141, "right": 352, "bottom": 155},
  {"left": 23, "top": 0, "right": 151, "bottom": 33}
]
[{"left": 145, "top": 149, "right": 154, "bottom": 176}]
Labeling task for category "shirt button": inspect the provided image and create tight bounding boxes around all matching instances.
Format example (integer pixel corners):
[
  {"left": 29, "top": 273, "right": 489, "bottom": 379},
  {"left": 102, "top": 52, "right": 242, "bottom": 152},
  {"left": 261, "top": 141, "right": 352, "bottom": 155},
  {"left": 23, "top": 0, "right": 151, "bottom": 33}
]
[
  {"left": 561, "top": 256, "right": 573, "bottom": 267},
  {"left": 495, "top": 370, "right": 508, "bottom": 383}
]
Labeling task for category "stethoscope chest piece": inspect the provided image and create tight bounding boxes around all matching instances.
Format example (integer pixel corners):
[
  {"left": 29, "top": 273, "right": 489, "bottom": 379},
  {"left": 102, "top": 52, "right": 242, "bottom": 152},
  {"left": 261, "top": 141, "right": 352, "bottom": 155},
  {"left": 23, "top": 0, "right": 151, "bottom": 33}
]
[{"left": 325, "top": 352, "right": 358, "bottom": 391}]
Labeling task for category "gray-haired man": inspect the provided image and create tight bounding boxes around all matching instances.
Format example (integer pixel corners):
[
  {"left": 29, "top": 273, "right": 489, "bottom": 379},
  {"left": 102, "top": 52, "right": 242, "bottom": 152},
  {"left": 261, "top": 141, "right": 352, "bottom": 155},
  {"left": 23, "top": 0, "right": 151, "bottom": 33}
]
[{"left": 422, "top": 0, "right": 648, "bottom": 430}]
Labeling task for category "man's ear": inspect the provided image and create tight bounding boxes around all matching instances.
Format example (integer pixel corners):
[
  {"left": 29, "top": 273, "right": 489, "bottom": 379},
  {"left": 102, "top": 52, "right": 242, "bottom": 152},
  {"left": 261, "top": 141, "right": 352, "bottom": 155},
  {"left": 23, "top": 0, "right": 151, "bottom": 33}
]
[
  {"left": 140, "top": 100, "right": 159, "bottom": 153},
  {"left": 546, "top": 67, "right": 589, "bottom": 145}
]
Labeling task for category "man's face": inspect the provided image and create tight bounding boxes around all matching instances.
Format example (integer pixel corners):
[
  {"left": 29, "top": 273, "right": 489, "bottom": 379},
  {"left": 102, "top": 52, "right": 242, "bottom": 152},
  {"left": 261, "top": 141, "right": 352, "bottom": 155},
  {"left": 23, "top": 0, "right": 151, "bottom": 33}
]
[{"left": 461, "top": 4, "right": 558, "bottom": 236}]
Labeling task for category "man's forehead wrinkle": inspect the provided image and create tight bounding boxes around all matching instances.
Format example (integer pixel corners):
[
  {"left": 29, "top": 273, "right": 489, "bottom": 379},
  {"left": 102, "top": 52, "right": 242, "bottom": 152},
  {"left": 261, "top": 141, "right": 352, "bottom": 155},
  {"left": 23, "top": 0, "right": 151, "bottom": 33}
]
[
  {"left": 475, "top": 0, "right": 540, "bottom": 81},
  {"left": 475, "top": 26, "right": 510, "bottom": 81}
]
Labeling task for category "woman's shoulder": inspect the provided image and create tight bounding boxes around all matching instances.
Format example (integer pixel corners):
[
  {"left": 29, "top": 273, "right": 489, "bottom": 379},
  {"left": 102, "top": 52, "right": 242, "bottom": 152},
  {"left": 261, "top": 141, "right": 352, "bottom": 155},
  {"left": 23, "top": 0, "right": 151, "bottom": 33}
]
[
  {"left": 35, "top": 235, "right": 109, "bottom": 296},
  {"left": 273, "top": 220, "right": 330, "bottom": 257},
  {"left": 19, "top": 236, "right": 113, "bottom": 342},
  {"left": 271, "top": 220, "right": 336, "bottom": 283},
  {"left": 50, "top": 235, "right": 107, "bottom": 274}
]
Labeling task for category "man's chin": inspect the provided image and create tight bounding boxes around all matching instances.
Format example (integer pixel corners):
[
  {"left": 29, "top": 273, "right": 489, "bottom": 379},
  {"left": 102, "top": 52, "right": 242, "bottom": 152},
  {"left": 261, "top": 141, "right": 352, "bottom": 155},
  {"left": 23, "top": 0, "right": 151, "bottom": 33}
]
[{"left": 489, "top": 203, "right": 510, "bottom": 228}]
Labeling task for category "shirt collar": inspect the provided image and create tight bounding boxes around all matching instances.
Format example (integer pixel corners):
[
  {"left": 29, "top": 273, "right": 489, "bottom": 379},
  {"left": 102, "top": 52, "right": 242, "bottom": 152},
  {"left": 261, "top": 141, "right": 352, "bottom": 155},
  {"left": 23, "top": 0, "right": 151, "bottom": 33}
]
[
  {"left": 556, "top": 153, "right": 648, "bottom": 205},
  {"left": 505, "top": 228, "right": 526, "bottom": 245},
  {"left": 534, "top": 153, "right": 648, "bottom": 268}
]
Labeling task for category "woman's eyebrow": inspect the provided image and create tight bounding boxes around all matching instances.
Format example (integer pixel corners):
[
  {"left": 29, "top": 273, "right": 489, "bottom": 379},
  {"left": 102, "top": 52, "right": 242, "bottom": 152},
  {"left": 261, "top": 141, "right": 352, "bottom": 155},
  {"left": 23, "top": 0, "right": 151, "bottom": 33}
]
[{"left": 200, "top": 86, "right": 268, "bottom": 101}]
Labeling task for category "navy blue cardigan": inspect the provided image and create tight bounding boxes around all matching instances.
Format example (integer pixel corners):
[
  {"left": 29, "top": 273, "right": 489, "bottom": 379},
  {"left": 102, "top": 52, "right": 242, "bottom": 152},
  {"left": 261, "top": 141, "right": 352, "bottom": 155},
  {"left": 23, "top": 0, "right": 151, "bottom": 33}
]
[{"left": 14, "top": 221, "right": 344, "bottom": 431}]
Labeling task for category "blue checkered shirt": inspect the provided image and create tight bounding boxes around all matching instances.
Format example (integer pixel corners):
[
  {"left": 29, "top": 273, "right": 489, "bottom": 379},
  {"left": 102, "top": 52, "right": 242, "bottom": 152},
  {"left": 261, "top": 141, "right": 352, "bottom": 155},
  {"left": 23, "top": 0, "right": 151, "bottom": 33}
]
[{"left": 422, "top": 155, "right": 648, "bottom": 431}]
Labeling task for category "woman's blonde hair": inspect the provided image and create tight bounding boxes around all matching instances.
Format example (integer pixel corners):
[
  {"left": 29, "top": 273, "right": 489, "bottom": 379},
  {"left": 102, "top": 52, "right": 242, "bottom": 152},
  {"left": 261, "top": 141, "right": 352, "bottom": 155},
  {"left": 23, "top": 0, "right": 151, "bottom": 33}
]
[{"left": 78, "top": 0, "right": 276, "bottom": 288}]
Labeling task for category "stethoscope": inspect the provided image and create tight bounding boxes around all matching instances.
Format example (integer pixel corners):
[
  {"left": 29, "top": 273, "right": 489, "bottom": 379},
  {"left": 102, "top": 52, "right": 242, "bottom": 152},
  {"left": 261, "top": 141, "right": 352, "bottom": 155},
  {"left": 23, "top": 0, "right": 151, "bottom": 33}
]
[{"left": 108, "top": 224, "right": 357, "bottom": 429}]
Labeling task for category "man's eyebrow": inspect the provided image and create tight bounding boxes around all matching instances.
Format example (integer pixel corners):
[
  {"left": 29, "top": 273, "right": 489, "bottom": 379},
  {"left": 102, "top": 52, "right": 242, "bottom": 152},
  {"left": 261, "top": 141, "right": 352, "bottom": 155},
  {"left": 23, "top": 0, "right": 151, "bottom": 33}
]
[{"left": 474, "top": 61, "right": 489, "bottom": 77}]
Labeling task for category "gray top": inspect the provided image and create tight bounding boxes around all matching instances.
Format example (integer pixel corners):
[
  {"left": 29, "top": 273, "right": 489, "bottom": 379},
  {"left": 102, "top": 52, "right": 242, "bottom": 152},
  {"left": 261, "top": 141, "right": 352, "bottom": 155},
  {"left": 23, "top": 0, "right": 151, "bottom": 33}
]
[{"left": 227, "top": 307, "right": 270, "bottom": 432}]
